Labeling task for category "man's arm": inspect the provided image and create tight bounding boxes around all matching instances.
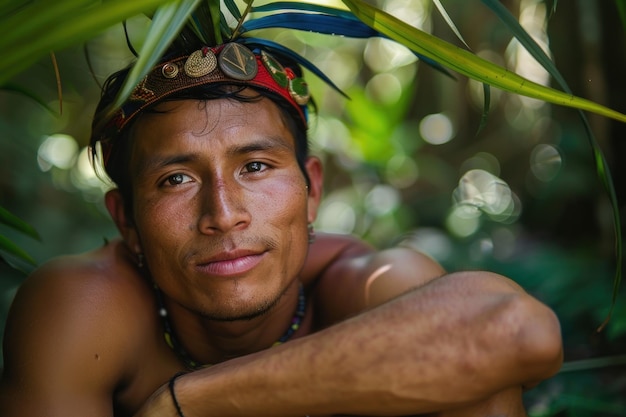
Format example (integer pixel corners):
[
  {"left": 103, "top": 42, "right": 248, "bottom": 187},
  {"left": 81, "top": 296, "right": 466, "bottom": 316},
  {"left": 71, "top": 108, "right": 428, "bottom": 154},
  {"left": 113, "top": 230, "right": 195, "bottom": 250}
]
[{"left": 135, "top": 247, "right": 563, "bottom": 417}]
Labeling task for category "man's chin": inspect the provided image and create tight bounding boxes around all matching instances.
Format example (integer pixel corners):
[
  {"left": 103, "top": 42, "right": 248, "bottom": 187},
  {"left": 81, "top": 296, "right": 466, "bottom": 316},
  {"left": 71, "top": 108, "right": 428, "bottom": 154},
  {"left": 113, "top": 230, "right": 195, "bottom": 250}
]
[{"left": 200, "top": 301, "right": 277, "bottom": 322}]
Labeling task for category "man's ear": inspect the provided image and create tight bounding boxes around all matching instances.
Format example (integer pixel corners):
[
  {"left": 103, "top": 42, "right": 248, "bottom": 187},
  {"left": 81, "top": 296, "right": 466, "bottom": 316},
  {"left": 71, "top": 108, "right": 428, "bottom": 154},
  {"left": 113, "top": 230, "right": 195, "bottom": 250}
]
[
  {"left": 304, "top": 156, "right": 323, "bottom": 224},
  {"left": 105, "top": 189, "right": 141, "bottom": 254}
]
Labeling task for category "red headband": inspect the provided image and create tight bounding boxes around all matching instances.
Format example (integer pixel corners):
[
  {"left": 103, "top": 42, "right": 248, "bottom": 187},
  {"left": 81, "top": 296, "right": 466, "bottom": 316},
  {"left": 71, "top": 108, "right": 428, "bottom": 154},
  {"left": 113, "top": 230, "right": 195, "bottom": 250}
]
[{"left": 93, "top": 42, "right": 310, "bottom": 167}]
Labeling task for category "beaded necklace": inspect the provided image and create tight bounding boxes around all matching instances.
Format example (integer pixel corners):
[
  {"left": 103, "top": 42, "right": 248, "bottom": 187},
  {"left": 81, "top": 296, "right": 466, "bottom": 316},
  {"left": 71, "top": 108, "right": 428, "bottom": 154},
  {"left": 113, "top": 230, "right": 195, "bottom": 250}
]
[{"left": 154, "top": 284, "right": 306, "bottom": 370}]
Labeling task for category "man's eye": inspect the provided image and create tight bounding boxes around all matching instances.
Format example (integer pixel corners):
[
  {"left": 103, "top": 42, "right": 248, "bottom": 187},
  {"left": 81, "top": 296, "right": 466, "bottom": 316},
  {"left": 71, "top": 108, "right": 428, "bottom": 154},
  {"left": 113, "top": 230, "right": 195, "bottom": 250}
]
[
  {"left": 244, "top": 162, "right": 266, "bottom": 173},
  {"left": 165, "top": 173, "right": 191, "bottom": 186}
]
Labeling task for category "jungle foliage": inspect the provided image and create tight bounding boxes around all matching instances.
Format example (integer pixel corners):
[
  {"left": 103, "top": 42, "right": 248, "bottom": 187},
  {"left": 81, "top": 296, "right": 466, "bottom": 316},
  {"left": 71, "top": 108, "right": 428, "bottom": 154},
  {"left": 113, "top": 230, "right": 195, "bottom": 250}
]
[{"left": 1, "top": 1, "right": 625, "bottom": 415}]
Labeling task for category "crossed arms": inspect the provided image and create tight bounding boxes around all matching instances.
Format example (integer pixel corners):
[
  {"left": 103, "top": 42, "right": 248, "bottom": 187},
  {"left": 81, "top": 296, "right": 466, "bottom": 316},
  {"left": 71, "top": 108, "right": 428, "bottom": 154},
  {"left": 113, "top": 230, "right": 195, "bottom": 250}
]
[
  {"left": 134, "top": 246, "right": 563, "bottom": 416},
  {"left": 0, "top": 238, "right": 562, "bottom": 416}
]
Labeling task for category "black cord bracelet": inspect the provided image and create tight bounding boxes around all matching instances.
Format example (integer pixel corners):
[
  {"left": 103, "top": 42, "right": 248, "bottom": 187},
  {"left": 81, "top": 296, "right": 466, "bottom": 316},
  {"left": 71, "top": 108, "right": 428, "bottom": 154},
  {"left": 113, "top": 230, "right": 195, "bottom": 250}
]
[{"left": 168, "top": 372, "right": 188, "bottom": 417}]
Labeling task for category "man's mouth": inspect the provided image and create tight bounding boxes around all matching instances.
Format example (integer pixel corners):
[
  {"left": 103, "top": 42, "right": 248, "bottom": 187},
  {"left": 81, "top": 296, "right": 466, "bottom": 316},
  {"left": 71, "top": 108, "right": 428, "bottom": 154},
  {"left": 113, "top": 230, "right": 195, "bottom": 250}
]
[{"left": 195, "top": 250, "right": 266, "bottom": 277}]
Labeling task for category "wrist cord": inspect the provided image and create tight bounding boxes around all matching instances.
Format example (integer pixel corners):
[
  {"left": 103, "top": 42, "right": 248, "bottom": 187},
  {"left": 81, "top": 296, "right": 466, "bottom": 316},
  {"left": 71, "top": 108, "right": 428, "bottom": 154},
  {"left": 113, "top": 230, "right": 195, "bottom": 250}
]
[
  {"left": 169, "top": 370, "right": 311, "bottom": 417},
  {"left": 169, "top": 372, "right": 188, "bottom": 417}
]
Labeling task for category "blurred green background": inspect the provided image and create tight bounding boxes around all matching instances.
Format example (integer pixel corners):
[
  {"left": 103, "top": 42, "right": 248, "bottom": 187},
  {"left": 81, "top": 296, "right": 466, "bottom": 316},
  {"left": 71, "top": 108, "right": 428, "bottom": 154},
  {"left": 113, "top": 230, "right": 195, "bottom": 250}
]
[{"left": 1, "top": 0, "right": 626, "bottom": 415}]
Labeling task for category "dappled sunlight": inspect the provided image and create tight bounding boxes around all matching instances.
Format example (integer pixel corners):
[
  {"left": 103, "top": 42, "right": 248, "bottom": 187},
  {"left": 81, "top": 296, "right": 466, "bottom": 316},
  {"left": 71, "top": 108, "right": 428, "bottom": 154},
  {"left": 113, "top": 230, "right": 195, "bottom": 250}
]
[
  {"left": 460, "top": 152, "right": 501, "bottom": 177},
  {"left": 37, "top": 134, "right": 78, "bottom": 171},
  {"left": 446, "top": 205, "right": 481, "bottom": 238},
  {"left": 37, "top": 134, "right": 109, "bottom": 199},
  {"left": 452, "top": 169, "right": 521, "bottom": 228},
  {"left": 383, "top": 0, "right": 430, "bottom": 31},
  {"left": 365, "top": 185, "right": 401, "bottom": 216},
  {"left": 365, "top": 73, "right": 403, "bottom": 105},
  {"left": 70, "top": 147, "right": 110, "bottom": 196},
  {"left": 530, "top": 144, "right": 562, "bottom": 182},
  {"left": 364, "top": 37, "right": 418, "bottom": 74},
  {"left": 385, "top": 154, "right": 419, "bottom": 189},
  {"left": 506, "top": 0, "right": 551, "bottom": 110},
  {"left": 399, "top": 228, "right": 453, "bottom": 263},
  {"left": 419, "top": 113, "right": 455, "bottom": 145},
  {"left": 317, "top": 199, "right": 357, "bottom": 234},
  {"left": 311, "top": 117, "right": 352, "bottom": 154}
]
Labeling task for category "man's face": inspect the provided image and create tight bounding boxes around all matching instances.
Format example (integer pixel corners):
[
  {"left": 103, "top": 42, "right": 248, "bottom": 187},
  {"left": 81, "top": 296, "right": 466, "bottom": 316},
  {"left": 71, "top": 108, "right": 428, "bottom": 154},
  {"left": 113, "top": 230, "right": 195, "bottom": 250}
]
[{"left": 125, "top": 95, "right": 319, "bottom": 320}]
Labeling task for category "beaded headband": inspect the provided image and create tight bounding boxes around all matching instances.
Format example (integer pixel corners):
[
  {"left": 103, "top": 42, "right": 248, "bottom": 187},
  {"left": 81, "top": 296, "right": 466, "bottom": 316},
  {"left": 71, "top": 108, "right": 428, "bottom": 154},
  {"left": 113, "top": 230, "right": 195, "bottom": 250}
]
[{"left": 93, "top": 42, "right": 311, "bottom": 167}]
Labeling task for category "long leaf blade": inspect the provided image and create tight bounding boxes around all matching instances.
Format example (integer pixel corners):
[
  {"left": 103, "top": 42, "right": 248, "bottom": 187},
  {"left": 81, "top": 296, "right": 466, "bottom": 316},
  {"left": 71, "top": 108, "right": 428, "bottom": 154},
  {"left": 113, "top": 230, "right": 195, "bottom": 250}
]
[
  {"left": 113, "top": 0, "right": 202, "bottom": 109},
  {"left": 0, "top": 206, "right": 40, "bottom": 240},
  {"left": 0, "top": 235, "right": 37, "bottom": 266},
  {"left": 0, "top": 0, "right": 176, "bottom": 86}
]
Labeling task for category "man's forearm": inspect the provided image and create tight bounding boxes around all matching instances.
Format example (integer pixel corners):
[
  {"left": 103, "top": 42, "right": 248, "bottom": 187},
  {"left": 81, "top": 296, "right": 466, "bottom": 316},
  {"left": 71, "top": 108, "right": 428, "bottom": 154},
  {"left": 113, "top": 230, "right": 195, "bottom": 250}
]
[{"left": 147, "top": 271, "right": 562, "bottom": 417}]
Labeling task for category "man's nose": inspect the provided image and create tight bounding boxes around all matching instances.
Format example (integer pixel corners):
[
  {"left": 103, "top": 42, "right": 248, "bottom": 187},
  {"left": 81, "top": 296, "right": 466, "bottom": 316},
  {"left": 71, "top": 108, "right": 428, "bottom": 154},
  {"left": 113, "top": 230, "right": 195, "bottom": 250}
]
[{"left": 197, "top": 181, "right": 251, "bottom": 234}]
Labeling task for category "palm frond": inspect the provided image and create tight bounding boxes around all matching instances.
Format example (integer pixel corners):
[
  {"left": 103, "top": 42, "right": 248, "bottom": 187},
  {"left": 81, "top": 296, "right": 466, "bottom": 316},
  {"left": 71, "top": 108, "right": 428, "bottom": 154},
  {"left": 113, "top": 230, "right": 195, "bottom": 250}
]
[
  {"left": 0, "top": 0, "right": 175, "bottom": 86},
  {"left": 112, "top": 0, "right": 202, "bottom": 109}
]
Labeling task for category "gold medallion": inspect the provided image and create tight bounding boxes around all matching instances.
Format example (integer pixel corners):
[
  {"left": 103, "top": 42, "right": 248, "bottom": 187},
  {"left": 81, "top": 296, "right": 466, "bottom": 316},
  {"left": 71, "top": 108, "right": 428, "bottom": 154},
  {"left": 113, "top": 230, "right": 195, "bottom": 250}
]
[{"left": 184, "top": 49, "right": 218, "bottom": 78}]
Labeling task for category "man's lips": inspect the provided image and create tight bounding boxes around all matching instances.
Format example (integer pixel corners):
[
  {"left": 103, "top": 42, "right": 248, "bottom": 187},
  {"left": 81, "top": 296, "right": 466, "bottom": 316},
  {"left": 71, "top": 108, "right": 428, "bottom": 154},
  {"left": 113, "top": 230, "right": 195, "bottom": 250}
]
[{"left": 195, "top": 250, "right": 266, "bottom": 277}]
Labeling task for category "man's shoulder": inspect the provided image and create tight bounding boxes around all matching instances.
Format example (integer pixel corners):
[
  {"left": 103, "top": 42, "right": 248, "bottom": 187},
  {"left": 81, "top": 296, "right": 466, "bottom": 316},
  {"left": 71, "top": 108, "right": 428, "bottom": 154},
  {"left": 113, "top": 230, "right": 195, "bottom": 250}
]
[
  {"left": 1, "top": 240, "right": 165, "bottom": 416},
  {"left": 308, "top": 233, "right": 446, "bottom": 326},
  {"left": 5, "top": 239, "right": 157, "bottom": 364},
  {"left": 21, "top": 239, "right": 151, "bottom": 302},
  {"left": 309, "top": 233, "right": 444, "bottom": 288}
]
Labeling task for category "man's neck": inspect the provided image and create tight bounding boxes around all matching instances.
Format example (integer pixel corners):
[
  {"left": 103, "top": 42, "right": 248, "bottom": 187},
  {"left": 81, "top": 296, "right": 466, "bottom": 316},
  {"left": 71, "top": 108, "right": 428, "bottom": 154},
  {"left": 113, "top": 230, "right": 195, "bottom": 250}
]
[{"left": 159, "top": 279, "right": 307, "bottom": 367}]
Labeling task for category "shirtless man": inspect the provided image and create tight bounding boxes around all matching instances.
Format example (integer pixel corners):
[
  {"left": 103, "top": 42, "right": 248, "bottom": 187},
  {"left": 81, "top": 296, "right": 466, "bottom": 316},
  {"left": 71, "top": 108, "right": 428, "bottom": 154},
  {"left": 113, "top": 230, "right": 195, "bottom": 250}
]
[{"left": 0, "top": 41, "right": 562, "bottom": 417}]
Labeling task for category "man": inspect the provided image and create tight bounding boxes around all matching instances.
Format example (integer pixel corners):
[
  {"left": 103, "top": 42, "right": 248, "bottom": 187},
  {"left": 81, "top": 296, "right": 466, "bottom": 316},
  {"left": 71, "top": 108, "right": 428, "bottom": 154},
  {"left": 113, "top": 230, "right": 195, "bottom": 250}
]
[{"left": 0, "top": 40, "right": 562, "bottom": 417}]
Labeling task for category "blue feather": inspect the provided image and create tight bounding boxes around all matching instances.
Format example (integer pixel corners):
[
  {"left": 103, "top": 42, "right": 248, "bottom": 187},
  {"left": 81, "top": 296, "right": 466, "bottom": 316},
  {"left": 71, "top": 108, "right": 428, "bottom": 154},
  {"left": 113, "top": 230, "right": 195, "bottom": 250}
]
[
  {"left": 241, "top": 14, "right": 454, "bottom": 78},
  {"left": 241, "top": 13, "right": 378, "bottom": 38}
]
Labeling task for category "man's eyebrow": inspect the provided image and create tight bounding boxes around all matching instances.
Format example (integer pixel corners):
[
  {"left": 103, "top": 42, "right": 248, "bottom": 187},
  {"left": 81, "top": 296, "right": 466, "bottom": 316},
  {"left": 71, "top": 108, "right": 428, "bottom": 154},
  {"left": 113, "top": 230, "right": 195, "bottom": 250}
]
[
  {"left": 137, "top": 154, "right": 197, "bottom": 176},
  {"left": 226, "top": 137, "right": 294, "bottom": 157}
]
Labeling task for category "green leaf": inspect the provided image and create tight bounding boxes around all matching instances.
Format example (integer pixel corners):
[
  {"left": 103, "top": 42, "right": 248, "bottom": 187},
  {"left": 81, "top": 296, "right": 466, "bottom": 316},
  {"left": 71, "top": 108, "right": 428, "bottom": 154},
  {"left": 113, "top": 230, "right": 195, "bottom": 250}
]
[
  {"left": 433, "top": 0, "right": 490, "bottom": 132},
  {"left": 433, "top": 0, "right": 471, "bottom": 50},
  {"left": 0, "top": 0, "right": 176, "bottom": 86},
  {"left": 112, "top": 0, "right": 202, "bottom": 109},
  {"left": 208, "top": 0, "right": 223, "bottom": 44},
  {"left": 615, "top": 0, "right": 626, "bottom": 29},
  {"left": 560, "top": 354, "right": 626, "bottom": 373},
  {"left": 187, "top": 0, "right": 223, "bottom": 45},
  {"left": 224, "top": 0, "right": 242, "bottom": 21},
  {"left": 0, "top": 206, "right": 40, "bottom": 240},
  {"left": 1, "top": 82, "right": 58, "bottom": 115},
  {"left": 341, "top": 0, "right": 626, "bottom": 123},
  {"left": 0, "top": 235, "right": 37, "bottom": 266}
]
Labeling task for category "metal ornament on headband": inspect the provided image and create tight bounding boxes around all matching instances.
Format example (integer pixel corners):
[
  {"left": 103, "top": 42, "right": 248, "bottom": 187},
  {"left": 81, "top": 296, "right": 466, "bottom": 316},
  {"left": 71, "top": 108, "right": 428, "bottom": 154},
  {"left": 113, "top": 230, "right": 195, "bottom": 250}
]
[{"left": 94, "top": 42, "right": 310, "bottom": 165}]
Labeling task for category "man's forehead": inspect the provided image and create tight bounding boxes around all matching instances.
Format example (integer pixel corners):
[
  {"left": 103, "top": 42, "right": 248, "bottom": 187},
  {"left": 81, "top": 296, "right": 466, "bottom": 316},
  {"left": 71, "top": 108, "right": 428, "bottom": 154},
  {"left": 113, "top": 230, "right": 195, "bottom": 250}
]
[
  {"left": 133, "top": 96, "right": 287, "bottom": 134},
  {"left": 129, "top": 101, "right": 296, "bottom": 167}
]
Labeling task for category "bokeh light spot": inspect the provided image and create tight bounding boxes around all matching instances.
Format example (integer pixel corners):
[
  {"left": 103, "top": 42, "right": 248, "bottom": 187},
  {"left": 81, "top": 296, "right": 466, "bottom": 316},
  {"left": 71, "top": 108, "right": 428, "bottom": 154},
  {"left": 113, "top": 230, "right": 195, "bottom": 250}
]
[
  {"left": 419, "top": 113, "right": 454, "bottom": 145},
  {"left": 37, "top": 134, "right": 78, "bottom": 171}
]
